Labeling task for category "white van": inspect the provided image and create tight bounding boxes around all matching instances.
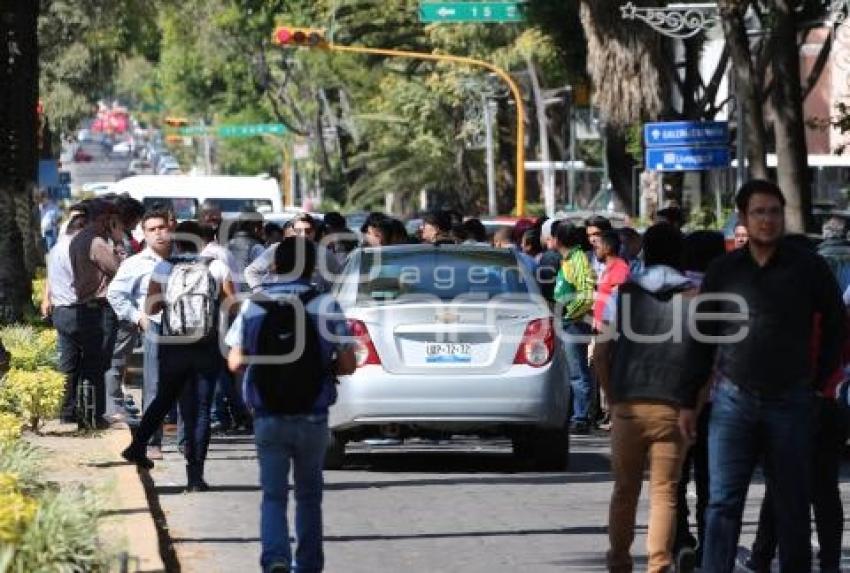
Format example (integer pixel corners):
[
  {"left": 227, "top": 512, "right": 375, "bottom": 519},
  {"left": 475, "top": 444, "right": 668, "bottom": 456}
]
[{"left": 111, "top": 174, "right": 283, "bottom": 219}]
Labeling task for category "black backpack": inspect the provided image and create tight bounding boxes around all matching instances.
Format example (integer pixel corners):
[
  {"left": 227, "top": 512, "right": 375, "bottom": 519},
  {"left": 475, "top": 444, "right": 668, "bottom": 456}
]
[{"left": 251, "top": 290, "right": 325, "bottom": 414}]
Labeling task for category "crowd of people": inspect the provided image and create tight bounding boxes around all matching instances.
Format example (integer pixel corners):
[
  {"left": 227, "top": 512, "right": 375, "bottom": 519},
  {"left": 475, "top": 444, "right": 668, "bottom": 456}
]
[{"left": 39, "top": 179, "right": 850, "bottom": 573}]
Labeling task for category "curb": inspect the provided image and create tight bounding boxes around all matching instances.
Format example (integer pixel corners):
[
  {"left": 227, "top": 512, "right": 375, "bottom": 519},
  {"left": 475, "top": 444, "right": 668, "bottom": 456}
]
[{"left": 100, "top": 428, "right": 168, "bottom": 572}]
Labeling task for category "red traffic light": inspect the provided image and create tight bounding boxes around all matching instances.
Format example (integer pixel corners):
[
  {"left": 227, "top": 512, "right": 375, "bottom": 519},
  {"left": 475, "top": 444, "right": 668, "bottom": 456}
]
[
  {"left": 272, "top": 27, "right": 327, "bottom": 48},
  {"left": 275, "top": 28, "right": 292, "bottom": 44}
]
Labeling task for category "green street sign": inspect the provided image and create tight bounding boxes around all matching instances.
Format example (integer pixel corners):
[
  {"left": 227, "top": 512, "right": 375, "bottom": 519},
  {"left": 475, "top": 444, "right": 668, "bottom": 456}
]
[
  {"left": 419, "top": 2, "right": 524, "bottom": 23},
  {"left": 178, "top": 126, "right": 208, "bottom": 136},
  {"left": 217, "top": 123, "right": 286, "bottom": 138}
]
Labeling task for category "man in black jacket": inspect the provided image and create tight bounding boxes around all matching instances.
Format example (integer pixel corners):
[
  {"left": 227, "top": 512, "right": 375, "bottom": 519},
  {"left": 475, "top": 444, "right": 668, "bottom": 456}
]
[{"left": 679, "top": 180, "right": 846, "bottom": 573}]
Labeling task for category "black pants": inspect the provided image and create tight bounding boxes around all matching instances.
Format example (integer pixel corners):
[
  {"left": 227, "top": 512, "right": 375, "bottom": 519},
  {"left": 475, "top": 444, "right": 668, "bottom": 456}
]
[
  {"left": 53, "top": 302, "right": 116, "bottom": 421},
  {"left": 750, "top": 397, "right": 848, "bottom": 572},
  {"left": 675, "top": 404, "right": 711, "bottom": 559},
  {"left": 131, "top": 341, "right": 219, "bottom": 466}
]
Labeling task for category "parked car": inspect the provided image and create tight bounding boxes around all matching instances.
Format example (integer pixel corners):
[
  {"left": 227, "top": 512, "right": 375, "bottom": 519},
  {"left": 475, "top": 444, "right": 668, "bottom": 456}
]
[
  {"left": 327, "top": 244, "right": 571, "bottom": 470},
  {"left": 73, "top": 148, "right": 93, "bottom": 162}
]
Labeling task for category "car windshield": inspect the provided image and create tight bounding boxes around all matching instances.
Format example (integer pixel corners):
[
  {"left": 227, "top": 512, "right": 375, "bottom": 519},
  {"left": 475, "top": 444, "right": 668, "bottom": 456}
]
[
  {"left": 354, "top": 249, "right": 533, "bottom": 302},
  {"left": 215, "top": 199, "right": 273, "bottom": 213},
  {"left": 142, "top": 197, "right": 198, "bottom": 220}
]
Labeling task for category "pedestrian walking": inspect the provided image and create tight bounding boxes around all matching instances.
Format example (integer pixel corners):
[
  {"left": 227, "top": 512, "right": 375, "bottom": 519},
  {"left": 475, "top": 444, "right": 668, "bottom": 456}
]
[
  {"left": 680, "top": 180, "right": 846, "bottom": 572},
  {"left": 743, "top": 224, "right": 850, "bottom": 573},
  {"left": 226, "top": 236, "right": 356, "bottom": 573},
  {"left": 107, "top": 209, "right": 173, "bottom": 457},
  {"left": 553, "top": 223, "right": 596, "bottom": 434},
  {"left": 122, "top": 220, "right": 235, "bottom": 492},
  {"left": 245, "top": 214, "right": 342, "bottom": 293},
  {"left": 674, "top": 230, "right": 726, "bottom": 567},
  {"left": 597, "top": 223, "right": 696, "bottom": 573},
  {"left": 38, "top": 192, "right": 61, "bottom": 251}
]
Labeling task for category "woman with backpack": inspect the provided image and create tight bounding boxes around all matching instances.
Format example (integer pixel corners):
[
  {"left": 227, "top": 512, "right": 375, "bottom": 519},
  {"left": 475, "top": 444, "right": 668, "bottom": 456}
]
[{"left": 122, "top": 220, "right": 235, "bottom": 492}]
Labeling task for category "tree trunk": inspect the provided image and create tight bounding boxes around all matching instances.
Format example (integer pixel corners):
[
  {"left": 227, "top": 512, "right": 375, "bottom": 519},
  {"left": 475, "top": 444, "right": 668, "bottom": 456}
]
[
  {"left": 606, "top": 126, "right": 636, "bottom": 215},
  {"left": 770, "top": 0, "right": 810, "bottom": 233},
  {"left": 719, "top": 0, "right": 769, "bottom": 181},
  {"left": 0, "top": 1, "right": 39, "bottom": 324}
]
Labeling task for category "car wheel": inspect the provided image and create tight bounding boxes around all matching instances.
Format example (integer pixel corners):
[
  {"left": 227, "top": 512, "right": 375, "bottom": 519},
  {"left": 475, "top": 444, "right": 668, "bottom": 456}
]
[
  {"left": 530, "top": 427, "right": 570, "bottom": 472},
  {"left": 324, "top": 432, "right": 346, "bottom": 470}
]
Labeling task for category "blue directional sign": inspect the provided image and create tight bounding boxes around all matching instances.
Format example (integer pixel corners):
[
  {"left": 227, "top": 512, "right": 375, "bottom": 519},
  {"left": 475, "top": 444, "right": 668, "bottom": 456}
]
[
  {"left": 644, "top": 121, "right": 729, "bottom": 148},
  {"left": 646, "top": 146, "right": 730, "bottom": 172}
]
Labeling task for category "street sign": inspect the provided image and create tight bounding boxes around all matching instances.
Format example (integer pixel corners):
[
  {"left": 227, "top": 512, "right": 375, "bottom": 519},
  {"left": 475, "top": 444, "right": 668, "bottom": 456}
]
[
  {"left": 216, "top": 123, "right": 287, "bottom": 138},
  {"left": 643, "top": 120, "right": 729, "bottom": 148},
  {"left": 178, "top": 126, "right": 208, "bottom": 136},
  {"left": 645, "top": 146, "right": 730, "bottom": 172},
  {"left": 419, "top": 2, "right": 524, "bottom": 23}
]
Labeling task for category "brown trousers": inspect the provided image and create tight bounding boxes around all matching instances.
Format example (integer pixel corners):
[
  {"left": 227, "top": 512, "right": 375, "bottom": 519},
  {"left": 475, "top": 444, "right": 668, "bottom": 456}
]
[{"left": 607, "top": 402, "right": 686, "bottom": 573}]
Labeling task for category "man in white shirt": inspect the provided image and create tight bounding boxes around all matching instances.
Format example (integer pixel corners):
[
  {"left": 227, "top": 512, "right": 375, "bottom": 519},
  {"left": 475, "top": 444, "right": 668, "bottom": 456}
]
[
  {"left": 123, "top": 220, "right": 235, "bottom": 492},
  {"left": 107, "top": 209, "right": 172, "bottom": 456},
  {"left": 244, "top": 214, "right": 342, "bottom": 292},
  {"left": 44, "top": 205, "right": 88, "bottom": 423}
]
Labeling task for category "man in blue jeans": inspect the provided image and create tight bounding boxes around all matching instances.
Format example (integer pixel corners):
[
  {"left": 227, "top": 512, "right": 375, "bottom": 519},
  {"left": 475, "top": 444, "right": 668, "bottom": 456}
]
[
  {"left": 553, "top": 223, "right": 596, "bottom": 434},
  {"left": 680, "top": 180, "right": 846, "bottom": 572},
  {"left": 226, "top": 237, "right": 355, "bottom": 573}
]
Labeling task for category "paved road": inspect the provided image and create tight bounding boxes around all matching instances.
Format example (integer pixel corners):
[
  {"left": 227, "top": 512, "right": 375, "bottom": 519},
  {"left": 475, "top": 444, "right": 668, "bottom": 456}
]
[{"left": 146, "top": 432, "right": 850, "bottom": 572}]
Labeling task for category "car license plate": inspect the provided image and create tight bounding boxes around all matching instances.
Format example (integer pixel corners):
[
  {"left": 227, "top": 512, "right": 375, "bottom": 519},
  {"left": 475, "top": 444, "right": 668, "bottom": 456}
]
[{"left": 425, "top": 342, "right": 473, "bottom": 364}]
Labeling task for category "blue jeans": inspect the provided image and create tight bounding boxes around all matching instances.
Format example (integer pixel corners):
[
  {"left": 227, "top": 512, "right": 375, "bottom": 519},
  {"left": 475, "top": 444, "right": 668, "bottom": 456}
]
[
  {"left": 211, "top": 368, "right": 248, "bottom": 427},
  {"left": 142, "top": 322, "right": 162, "bottom": 446},
  {"left": 254, "top": 414, "right": 329, "bottom": 573},
  {"left": 703, "top": 380, "right": 813, "bottom": 572},
  {"left": 562, "top": 320, "right": 593, "bottom": 424}
]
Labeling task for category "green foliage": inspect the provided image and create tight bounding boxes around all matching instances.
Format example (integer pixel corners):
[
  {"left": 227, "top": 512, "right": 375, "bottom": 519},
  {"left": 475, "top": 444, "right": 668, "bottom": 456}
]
[
  {"left": 39, "top": 0, "right": 159, "bottom": 133},
  {"left": 0, "top": 327, "right": 57, "bottom": 371},
  {"left": 0, "top": 441, "right": 42, "bottom": 490},
  {"left": 0, "top": 369, "right": 65, "bottom": 432},
  {"left": 8, "top": 486, "right": 107, "bottom": 572}
]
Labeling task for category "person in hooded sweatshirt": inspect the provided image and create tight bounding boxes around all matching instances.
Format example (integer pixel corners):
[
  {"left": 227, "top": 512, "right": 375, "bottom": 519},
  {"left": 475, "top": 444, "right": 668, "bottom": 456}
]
[{"left": 596, "top": 223, "right": 697, "bottom": 573}]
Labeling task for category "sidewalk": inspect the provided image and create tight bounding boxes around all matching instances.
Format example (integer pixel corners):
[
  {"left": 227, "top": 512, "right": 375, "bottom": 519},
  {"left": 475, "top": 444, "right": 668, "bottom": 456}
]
[{"left": 27, "top": 423, "right": 166, "bottom": 573}]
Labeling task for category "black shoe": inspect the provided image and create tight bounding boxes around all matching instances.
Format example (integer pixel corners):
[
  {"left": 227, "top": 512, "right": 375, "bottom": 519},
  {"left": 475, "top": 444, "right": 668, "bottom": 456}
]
[
  {"left": 268, "top": 563, "right": 289, "bottom": 573},
  {"left": 121, "top": 445, "right": 154, "bottom": 470},
  {"left": 210, "top": 420, "right": 228, "bottom": 434},
  {"left": 569, "top": 422, "right": 591, "bottom": 435},
  {"left": 186, "top": 479, "right": 210, "bottom": 493},
  {"left": 676, "top": 547, "right": 697, "bottom": 573}
]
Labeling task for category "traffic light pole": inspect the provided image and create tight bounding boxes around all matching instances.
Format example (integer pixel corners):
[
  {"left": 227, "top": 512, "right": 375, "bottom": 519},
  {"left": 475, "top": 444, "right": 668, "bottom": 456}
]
[{"left": 325, "top": 43, "right": 528, "bottom": 216}]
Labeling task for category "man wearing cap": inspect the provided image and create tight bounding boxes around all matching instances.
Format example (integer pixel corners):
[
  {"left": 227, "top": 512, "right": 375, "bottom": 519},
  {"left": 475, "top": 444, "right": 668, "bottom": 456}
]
[{"left": 68, "top": 198, "right": 124, "bottom": 427}]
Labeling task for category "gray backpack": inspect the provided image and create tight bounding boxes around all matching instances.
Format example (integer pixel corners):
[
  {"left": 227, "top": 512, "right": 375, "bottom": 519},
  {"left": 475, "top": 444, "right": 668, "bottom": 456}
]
[{"left": 162, "top": 256, "right": 217, "bottom": 340}]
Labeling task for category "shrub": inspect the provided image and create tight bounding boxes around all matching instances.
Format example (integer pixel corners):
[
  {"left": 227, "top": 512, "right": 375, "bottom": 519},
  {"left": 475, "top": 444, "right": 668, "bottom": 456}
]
[
  {"left": 0, "top": 369, "right": 65, "bottom": 431},
  {"left": 0, "top": 326, "right": 57, "bottom": 371},
  {"left": 30, "top": 279, "right": 46, "bottom": 312},
  {"left": 0, "top": 414, "right": 21, "bottom": 445},
  {"left": 0, "top": 441, "right": 42, "bottom": 488},
  {"left": 0, "top": 473, "right": 38, "bottom": 546},
  {"left": 8, "top": 486, "right": 108, "bottom": 572}
]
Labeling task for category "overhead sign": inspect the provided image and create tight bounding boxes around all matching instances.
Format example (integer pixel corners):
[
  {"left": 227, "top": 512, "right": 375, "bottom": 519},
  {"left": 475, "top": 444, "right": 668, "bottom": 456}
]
[
  {"left": 646, "top": 147, "right": 730, "bottom": 172},
  {"left": 644, "top": 120, "right": 729, "bottom": 148},
  {"left": 178, "top": 126, "right": 208, "bottom": 136},
  {"left": 217, "top": 123, "right": 286, "bottom": 138},
  {"left": 419, "top": 2, "right": 525, "bottom": 23}
]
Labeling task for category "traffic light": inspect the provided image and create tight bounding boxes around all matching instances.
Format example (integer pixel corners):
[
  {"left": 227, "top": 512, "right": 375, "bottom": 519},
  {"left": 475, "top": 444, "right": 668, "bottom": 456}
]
[
  {"left": 272, "top": 27, "right": 328, "bottom": 49},
  {"left": 164, "top": 117, "right": 189, "bottom": 128}
]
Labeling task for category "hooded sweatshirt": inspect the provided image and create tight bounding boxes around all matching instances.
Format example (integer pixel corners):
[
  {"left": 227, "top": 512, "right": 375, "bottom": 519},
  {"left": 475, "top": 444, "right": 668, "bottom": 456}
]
[{"left": 609, "top": 265, "right": 696, "bottom": 406}]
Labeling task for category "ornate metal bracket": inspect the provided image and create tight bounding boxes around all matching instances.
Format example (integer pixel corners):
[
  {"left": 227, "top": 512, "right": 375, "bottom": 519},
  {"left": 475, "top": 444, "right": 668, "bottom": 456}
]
[{"left": 620, "top": 2, "right": 719, "bottom": 39}]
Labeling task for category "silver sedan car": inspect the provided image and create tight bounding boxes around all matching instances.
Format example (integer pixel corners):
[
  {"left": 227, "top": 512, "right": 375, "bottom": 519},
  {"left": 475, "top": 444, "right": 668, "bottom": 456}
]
[{"left": 328, "top": 244, "right": 571, "bottom": 470}]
